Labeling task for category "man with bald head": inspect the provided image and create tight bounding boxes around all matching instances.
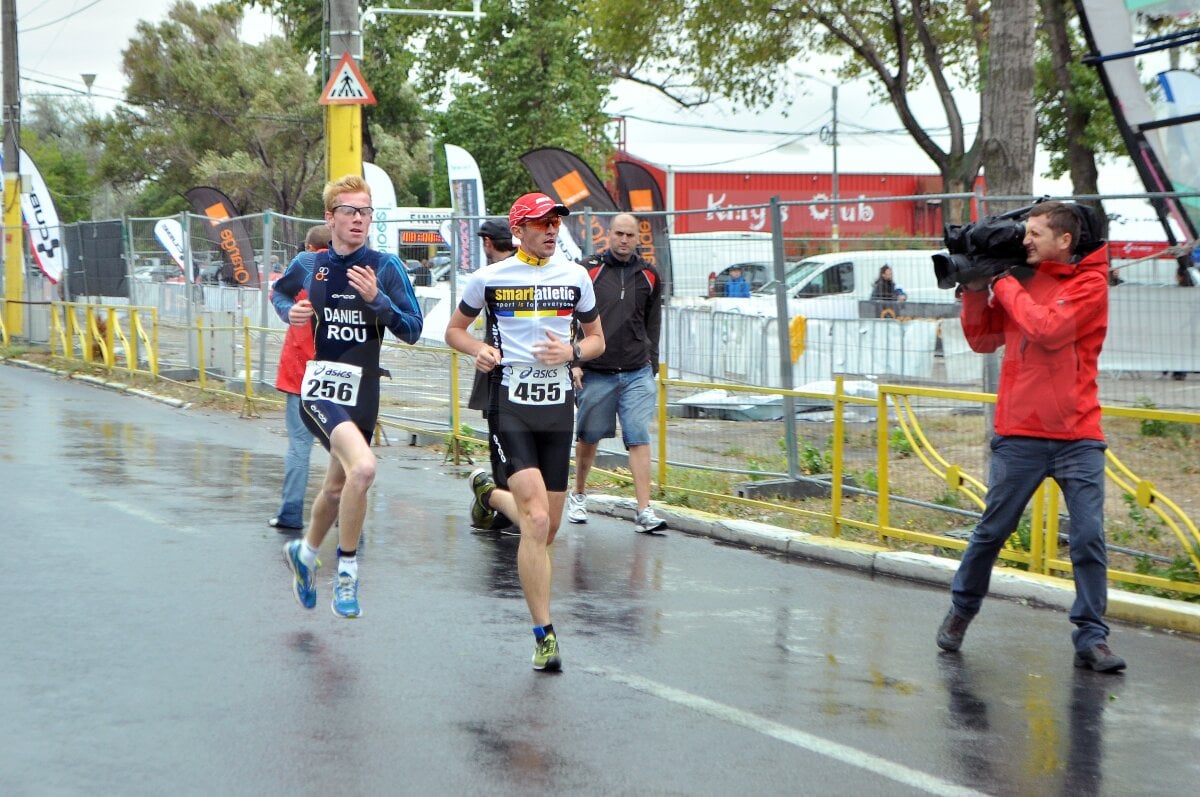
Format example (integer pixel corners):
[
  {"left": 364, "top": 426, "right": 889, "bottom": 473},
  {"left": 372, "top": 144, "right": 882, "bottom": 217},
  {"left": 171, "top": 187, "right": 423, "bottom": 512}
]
[{"left": 568, "top": 213, "right": 667, "bottom": 533}]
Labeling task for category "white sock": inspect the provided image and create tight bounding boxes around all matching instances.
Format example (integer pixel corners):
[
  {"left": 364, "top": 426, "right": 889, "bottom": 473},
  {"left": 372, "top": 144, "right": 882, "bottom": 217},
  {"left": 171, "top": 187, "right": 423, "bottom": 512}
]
[
  {"left": 339, "top": 556, "right": 358, "bottom": 579},
  {"left": 299, "top": 541, "right": 318, "bottom": 568}
]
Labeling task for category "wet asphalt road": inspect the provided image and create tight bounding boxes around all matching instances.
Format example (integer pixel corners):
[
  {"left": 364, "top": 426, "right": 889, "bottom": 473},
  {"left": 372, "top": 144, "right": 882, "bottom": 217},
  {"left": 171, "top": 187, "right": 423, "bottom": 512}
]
[{"left": 2, "top": 362, "right": 1198, "bottom": 796}]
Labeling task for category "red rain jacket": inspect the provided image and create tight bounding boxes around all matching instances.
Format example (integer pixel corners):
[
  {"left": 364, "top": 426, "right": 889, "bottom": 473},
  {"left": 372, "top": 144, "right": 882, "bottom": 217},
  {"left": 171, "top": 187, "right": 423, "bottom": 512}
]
[{"left": 959, "top": 243, "right": 1109, "bottom": 441}]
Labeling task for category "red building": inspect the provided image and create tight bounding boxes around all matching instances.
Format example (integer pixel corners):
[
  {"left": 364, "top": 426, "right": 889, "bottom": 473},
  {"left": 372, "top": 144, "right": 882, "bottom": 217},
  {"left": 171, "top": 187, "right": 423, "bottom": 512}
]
[{"left": 615, "top": 151, "right": 947, "bottom": 238}]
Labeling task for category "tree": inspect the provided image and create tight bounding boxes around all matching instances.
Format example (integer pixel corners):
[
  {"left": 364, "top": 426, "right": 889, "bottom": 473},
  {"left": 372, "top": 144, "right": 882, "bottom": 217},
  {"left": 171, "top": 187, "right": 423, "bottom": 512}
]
[
  {"left": 237, "top": 0, "right": 436, "bottom": 204},
  {"left": 235, "top": 1, "right": 615, "bottom": 208},
  {"left": 20, "top": 96, "right": 98, "bottom": 223},
  {"left": 981, "top": 0, "right": 1037, "bottom": 212},
  {"left": 587, "top": 1, "right": 996, "bottom": 206},
  {"left": 415, "top": 0, "right": 614, "bottom": 207},
  {"left": 92, "top": 1, "right": 324, "bottom": 216},
  {"left": 1037, "top": 0, "right": 1122, "bottom": 230}
]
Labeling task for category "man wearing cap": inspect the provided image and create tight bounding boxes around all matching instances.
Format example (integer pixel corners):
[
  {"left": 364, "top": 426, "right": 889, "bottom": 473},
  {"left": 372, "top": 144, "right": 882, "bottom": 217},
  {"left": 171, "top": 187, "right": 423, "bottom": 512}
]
[
  {"left": 478, "top": 218, "right": 515, "bottom": 266},
  {"left": 467, "top": 218, "right": 518, "bottom": 418},
  {"left": 446, "top": 192, "right": 605, "bottom": 672}
]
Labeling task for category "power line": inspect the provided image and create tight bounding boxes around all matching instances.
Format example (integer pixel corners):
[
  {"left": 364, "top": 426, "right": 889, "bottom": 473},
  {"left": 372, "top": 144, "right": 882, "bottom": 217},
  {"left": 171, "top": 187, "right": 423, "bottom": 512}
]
[
  {"left": 614, "top": 110, "right": 977, "bottom": 139},
  {"left": 19, "top": 0, "right": 105, "bottom": 33},
  {"left": 20, "top": 74, "right": 320, "bottom": 125}
]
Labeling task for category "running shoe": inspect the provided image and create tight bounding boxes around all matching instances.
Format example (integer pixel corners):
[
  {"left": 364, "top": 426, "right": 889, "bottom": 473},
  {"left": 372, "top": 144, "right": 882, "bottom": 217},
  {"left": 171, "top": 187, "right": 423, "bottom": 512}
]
[
  {"left": 332, "top": 572, "right": 361, "bottom": 618},
  {"left": 566, "top": 492, "right": 588, "bottom": 524},
  {"left": 283, "top": 539, "right": 317, "bottom": 610},
  {"left": 635, "top": 506, "right": 667, "bottom": 533},
  {"left": 532, "top": 632, "right": 562, "bottom": 672},
  {"left": 469, "top": 468, "right": 497, "bottom": 529}
]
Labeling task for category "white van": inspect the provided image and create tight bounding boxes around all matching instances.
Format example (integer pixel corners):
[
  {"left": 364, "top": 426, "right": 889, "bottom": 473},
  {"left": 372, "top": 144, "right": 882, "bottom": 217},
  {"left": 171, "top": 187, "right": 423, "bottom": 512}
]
[
  {"left": 667, "top": 231, "right": 776, "bottom": 297},
  {"left": 761, "top": 250, "right": 946, "bottom": 302},
  {"left": 707, "top": 249, "right": 957, "bottom": 319}
]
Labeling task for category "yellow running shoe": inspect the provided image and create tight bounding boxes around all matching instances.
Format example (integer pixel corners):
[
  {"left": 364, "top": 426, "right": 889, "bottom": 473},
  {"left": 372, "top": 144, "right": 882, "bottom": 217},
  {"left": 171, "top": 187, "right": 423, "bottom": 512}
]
[{"left": 532, "top": 632, "right": 562, "bottom": 672}]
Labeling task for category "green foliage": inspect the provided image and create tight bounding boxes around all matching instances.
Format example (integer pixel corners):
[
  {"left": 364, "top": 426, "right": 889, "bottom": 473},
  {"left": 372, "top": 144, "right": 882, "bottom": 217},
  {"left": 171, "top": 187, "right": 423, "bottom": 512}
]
[
  {"left": 798, "top": 440, "right": 833, "bottom": 476},
  {"left": 775, "top": 434, "right": 832, "bottom": 476},
  {"left": 584, "top": 0, "right": 990, "bottom": 193},
  {"left": 933, "top": 489, "right": 963, "bottom": 509},
  {"left": 454, "top": 424, "right": 485, "bottom": 458},
  {"left": 856, "top": 468, "right": 879, "bottom": 492},
  {"left": 1115, "top": 493, "right": 1164, "bottom": 546},
  {"left": 19, "top": 96, "right": 103, "bottom": 222},
  {"left": 420, "top": 0, "right": 614, "bottom": 207},
  {"left": 1132, "top": 550, "right": 1200, "bottom": 603},
  {"left": 664, "top": 465, "right": 738, "bottom": 511},
  {"left": 1132, "top": 398, "right": 1191, "bottom": 440},
  {"left": 1034, "top": 54, "right": 1122, "bottom": 181},
  {"left": 21, "top": 130, "right": 94, "bottom": 224},
  {"left": 1012, "top": 515, "right": 1033, "bottom": 552},
  {"left": 93, "top": 2, "right": 325, "bottom": 215},
  {"left": 242, "top": 1, "right": 615, "bottom": 210},
  {"left": 890, "top": 429, "right": 914, "bottom": 457}
]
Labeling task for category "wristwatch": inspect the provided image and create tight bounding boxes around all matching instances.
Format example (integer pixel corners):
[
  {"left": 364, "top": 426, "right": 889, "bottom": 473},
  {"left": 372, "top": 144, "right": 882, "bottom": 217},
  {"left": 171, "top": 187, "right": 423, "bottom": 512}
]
[{"left": 572, "top": 342, "right": 583, "bottom": 362}]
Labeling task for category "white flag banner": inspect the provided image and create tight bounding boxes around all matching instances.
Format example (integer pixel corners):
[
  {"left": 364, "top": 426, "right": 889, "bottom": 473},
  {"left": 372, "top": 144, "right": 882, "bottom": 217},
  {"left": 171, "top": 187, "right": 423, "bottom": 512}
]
[
  {"left": 363, "top": 162, "right": 397, "bottom": 209},
  {"left": 153, "top": 218, "right": 188, "bottom": 279},
  {"left": 445, "top": 144, "right": 486, "bottom": 272},
  {"left": 19, "top": 149, "right": 66, "bottom": 283}
]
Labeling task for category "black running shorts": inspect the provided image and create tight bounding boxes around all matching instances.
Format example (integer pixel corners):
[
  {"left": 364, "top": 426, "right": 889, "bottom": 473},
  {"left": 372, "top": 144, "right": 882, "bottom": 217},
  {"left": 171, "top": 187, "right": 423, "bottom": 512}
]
[{"left": 487, "top": 386, "right": 574, "bottom": 492}]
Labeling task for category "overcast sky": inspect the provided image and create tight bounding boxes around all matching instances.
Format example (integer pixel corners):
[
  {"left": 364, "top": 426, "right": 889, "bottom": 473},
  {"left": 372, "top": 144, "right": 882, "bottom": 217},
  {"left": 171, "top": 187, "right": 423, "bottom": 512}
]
[{"left": 12, "top": 0, "right": 1164, "bottom": 236}]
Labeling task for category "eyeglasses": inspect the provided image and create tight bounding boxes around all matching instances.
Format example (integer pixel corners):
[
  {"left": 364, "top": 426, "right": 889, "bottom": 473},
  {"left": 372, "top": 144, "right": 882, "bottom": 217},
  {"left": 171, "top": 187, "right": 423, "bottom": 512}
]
[
  {"left": 331, "top": 205, "right": 375, "bottom": 218},
  {"left": 522, "top": 216, "right": 562, "bottom": 230}
]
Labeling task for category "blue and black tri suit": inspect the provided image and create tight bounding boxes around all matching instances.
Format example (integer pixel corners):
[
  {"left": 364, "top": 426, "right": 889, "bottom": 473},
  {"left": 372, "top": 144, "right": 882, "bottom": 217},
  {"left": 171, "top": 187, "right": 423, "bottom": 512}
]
[{"left": 272, "top": 244, "right": 423, "bottom": 448}]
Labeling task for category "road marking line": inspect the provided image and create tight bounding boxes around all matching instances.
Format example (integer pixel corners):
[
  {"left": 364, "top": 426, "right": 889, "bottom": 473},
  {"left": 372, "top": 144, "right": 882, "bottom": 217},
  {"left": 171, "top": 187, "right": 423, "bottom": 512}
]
[{"left": 583, "top": 665, "right": 984, "bottom": 797}]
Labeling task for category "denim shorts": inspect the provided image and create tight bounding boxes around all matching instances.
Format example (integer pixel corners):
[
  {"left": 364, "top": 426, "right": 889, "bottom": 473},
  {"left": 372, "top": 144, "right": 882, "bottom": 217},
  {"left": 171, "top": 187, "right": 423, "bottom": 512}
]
[{"left": 575, "top": 366, "right": 655, "bottom": 447}]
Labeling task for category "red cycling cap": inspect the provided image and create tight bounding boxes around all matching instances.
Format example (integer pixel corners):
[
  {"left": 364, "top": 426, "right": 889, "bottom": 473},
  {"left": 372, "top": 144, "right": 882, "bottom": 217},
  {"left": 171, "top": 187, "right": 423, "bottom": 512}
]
[{"left": 509, "top": 192, "right": 570, "bottom": 228}]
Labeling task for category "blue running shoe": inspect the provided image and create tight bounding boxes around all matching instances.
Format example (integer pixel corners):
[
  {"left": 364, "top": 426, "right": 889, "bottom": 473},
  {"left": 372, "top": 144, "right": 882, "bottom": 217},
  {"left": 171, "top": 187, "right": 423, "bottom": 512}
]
[
  {"left": 283, "top": 540, "right": 317, "bottom": 610},
  {"left": 332, "top": 572, "right": 361, "bottom": 618}
]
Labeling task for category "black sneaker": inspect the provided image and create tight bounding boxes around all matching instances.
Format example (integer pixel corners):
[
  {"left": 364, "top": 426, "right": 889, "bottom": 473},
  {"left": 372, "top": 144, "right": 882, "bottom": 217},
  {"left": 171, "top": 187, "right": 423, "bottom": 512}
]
[
  {"left": 936, "top": 609, "right": 971, "bottom": 652},
  {"left": 1073, "top": 643, "right": 1126, "bottom": 673}
]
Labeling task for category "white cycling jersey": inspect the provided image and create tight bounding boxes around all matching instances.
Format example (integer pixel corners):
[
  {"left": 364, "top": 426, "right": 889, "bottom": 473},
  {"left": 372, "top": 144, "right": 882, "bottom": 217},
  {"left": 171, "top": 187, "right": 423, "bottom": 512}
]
[{"left": 459, "top": 249, "right": 598, "bottom": 387}]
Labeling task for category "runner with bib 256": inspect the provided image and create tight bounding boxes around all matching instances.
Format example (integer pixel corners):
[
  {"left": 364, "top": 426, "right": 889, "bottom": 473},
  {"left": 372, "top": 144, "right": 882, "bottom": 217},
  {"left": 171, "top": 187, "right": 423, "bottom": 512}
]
[{"left": 274, "top": 174, "right": 423, "bottom": 619}]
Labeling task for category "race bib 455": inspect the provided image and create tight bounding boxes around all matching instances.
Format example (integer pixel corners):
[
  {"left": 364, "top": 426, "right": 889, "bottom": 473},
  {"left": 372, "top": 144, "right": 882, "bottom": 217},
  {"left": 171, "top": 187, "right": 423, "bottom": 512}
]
[{"left": 507, "top": 364, "right": 568, "bottom": 405}]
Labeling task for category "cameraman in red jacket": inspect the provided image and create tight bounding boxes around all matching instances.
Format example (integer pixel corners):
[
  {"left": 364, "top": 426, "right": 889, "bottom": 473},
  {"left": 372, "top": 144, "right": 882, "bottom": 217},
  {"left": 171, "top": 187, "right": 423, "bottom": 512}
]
[{"left": 936, "top": 201, "right": 1125, "bottom": 673}]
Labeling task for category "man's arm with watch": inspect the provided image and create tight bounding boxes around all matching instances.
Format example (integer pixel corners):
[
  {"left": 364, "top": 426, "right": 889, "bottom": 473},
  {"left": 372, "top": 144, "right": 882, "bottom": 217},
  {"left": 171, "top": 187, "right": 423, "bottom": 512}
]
[
  {"left": 572, "top": 318, "right": 605, "bottom": 364},
  {"left": 531, "top": 321, "right": 605, "bottom": 368}
]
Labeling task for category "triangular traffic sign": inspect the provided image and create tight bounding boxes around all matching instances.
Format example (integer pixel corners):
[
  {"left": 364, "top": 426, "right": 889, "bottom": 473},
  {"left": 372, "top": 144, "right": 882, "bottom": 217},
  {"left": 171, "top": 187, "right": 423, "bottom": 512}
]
[{"left": 320, "top": 52, "right": 377, "bottom": 106}]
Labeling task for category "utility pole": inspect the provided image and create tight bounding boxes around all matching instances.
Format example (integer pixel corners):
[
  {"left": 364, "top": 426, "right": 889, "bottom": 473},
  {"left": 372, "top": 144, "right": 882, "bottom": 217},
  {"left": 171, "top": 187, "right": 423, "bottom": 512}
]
[
  {"left": 325, "top": 0, "right": 364, "bottom": 180},
  {"left": 2, "top": 0, "right": 23, "bottom": 336}
]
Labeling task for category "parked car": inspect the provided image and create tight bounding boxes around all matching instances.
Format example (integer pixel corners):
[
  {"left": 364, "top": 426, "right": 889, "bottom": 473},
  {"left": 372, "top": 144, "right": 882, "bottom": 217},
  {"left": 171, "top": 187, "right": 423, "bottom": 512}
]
[
  {"left": 430, "top": 255, "right": 453, "bottom": 282},
  {"left": 197, "top": 264, "right": 224, "bottom": 285},
  {"left": 669, "top": 231, "right": 775, "bottom": 296},
  {"left": 752, "top": 250, "right": 945, "bottom": 303},
  {"left": 708, "top": 262, "right": 773, "bottom": 297},
  {"left": 133, "top": 263, "right": 186, "bottom": 283}
]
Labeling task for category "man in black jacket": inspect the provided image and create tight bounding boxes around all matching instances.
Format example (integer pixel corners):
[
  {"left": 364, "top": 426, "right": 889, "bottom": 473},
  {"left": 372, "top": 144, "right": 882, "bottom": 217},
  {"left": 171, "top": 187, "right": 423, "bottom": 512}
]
[
  {"left": 567, "top": 213, "right": 667, "bottom": 533},
  {"left": 467, "top": 219, "right": 516, "bottom": 417}
]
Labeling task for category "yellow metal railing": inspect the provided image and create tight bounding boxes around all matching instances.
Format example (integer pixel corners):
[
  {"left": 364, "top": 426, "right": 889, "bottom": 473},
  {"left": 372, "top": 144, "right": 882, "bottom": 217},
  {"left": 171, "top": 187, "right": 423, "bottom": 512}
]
[
  {"left": 22, "top": 299, "right": 1200, "bottom": 601},
  {"left": 650, "top": 374, "right": 1200, "bottom": 598},
  {"left": 49, "top": 302, "right": 159, "bottom": 376}
]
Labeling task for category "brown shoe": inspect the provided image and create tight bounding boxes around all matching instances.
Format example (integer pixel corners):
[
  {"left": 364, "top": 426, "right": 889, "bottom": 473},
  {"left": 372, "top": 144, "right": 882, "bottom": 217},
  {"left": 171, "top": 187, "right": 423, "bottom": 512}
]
[
  {"left": 937, "top": 609, "right": 971, "bottom": 652},
  {"left": 1074, "top": 643, "right": 1126, "bottom": 673}
]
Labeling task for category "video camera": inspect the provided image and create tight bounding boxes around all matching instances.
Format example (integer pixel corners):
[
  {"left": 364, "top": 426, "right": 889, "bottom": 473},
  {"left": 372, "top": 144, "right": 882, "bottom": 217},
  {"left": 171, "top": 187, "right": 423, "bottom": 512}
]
[
  {"left": 931, "top": 200, "right": 1104, "bottom": 289},
  {"left": 932, "top": 204, "right": 1036, "bottom": 289}
]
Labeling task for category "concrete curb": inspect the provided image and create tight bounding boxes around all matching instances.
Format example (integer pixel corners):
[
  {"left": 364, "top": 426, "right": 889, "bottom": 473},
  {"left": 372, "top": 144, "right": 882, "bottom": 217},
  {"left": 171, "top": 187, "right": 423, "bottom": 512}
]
[
  {"left": 584, "top": 493, "right": 1200, "bottom": 636},
  {"left": 6, "top": 359, "right": 190, "bottom": 409}
]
